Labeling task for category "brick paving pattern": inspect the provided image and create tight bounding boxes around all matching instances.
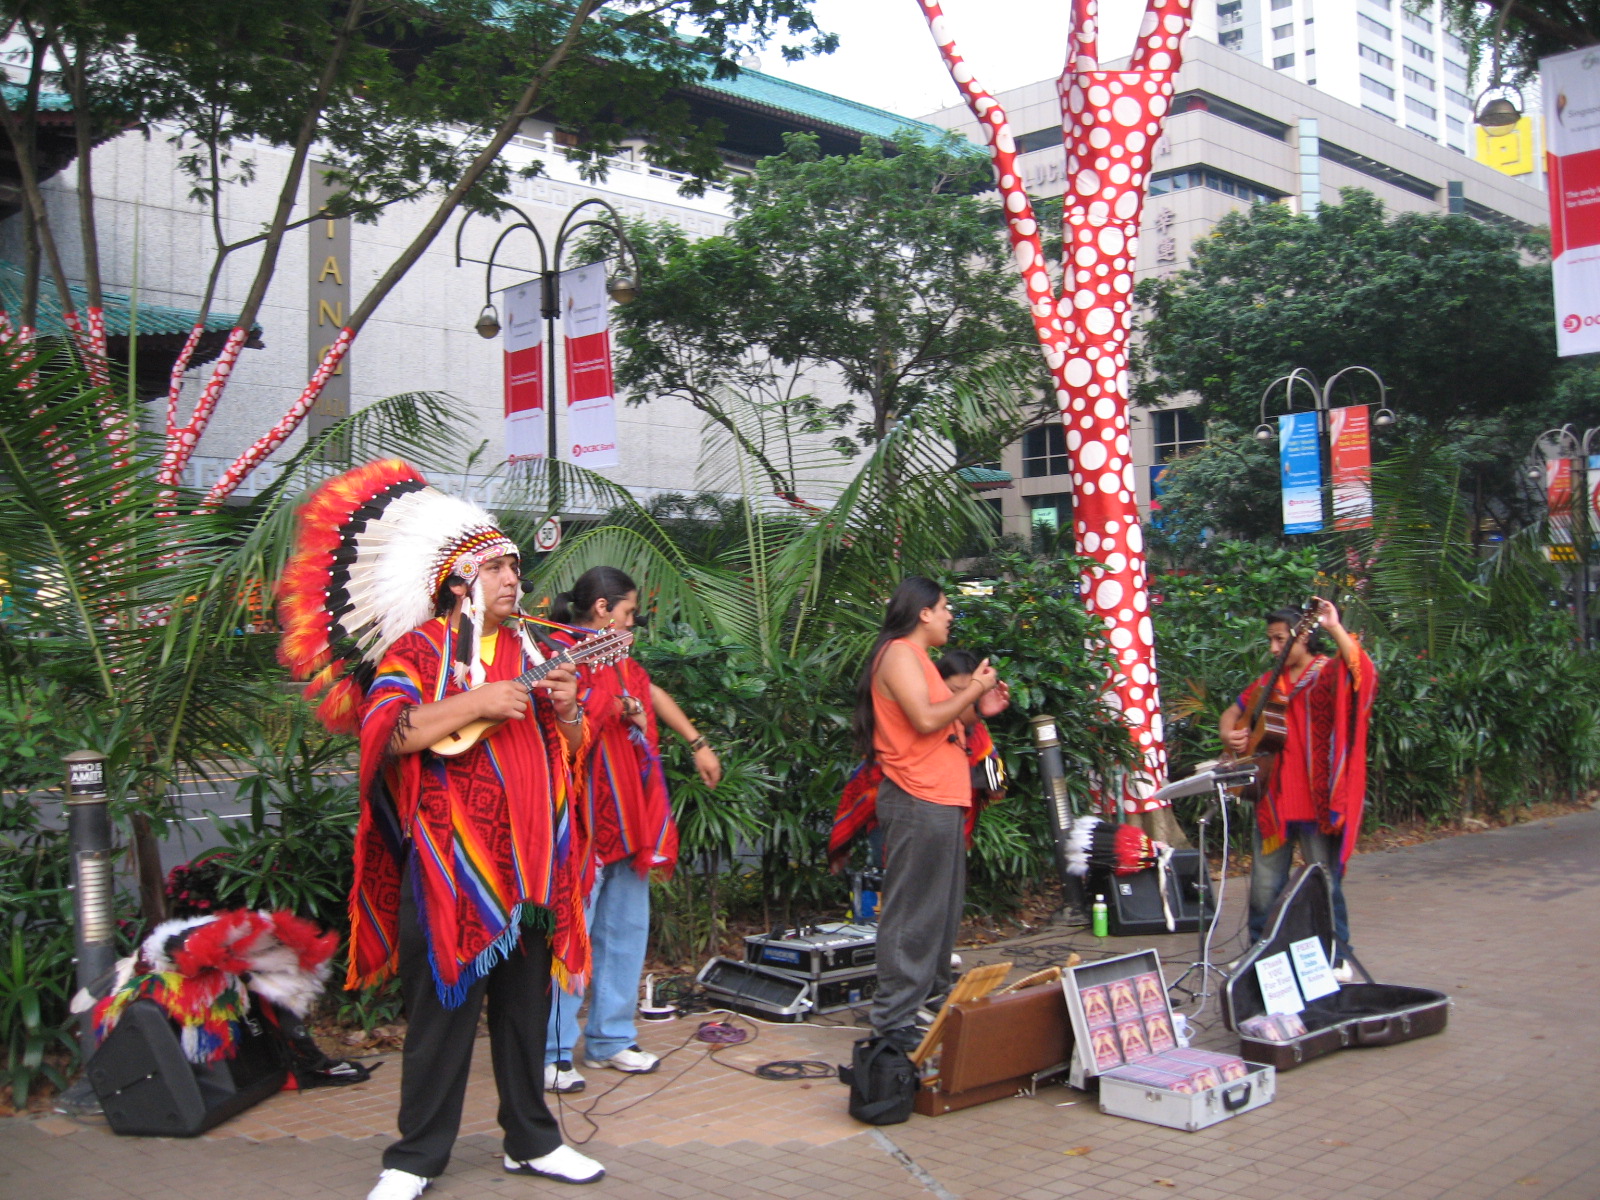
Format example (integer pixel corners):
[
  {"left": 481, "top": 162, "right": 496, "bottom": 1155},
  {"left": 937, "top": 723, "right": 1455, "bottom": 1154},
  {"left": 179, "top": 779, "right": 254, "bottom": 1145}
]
[{"left": 4, "top": 810, "right": 1597, "bottom": 1199}]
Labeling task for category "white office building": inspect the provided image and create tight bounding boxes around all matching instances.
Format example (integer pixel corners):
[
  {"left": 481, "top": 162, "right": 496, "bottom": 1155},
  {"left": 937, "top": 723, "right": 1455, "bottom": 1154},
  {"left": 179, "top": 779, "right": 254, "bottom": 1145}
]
[{"left": 1213, "top": 0, "right": 1476, "bottom": 155}]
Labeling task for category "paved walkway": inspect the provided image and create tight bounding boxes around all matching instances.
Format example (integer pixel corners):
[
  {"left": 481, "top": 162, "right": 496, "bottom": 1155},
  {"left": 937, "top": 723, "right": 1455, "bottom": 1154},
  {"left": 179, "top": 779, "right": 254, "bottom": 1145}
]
[{"left": 5, "top": 810, "right": 1597, "bottom": 1200}]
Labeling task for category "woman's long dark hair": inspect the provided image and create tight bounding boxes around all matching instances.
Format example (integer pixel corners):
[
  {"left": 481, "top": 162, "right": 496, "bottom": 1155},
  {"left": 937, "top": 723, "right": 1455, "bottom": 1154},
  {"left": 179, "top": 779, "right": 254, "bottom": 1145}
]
[
  {"left": 552, "top": 565, "right": 637, "bottom": 625},
  {"left": 852, "top": 576, "right": 945, "bottom": 761}
]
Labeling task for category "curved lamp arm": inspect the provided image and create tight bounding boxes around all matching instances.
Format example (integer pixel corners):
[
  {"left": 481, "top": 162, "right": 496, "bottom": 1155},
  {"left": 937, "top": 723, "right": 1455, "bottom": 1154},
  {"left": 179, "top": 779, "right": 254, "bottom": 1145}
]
[
  {"left": 1255, "top": 367, "right": 1323, "bottom": 441},
  {"left": 1323, "top": 365, "right": 1394, "bottom": 427}
]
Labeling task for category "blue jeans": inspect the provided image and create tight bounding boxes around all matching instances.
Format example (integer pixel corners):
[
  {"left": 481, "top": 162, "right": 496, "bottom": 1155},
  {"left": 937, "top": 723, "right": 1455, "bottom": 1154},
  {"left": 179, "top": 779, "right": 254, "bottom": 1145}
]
[
  {"left": 1248, "top": 820, "right": 1351, "bottom": 954},
  {"left": 545, "top": 860, "right": 651, "bottom": 1064}
]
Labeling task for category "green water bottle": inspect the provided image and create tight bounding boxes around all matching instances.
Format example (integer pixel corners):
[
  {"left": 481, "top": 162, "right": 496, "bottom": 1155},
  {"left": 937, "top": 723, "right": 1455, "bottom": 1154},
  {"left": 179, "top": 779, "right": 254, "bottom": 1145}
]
[{"left": 1092, "top": 894, "right": 1108, "bottom": 938}]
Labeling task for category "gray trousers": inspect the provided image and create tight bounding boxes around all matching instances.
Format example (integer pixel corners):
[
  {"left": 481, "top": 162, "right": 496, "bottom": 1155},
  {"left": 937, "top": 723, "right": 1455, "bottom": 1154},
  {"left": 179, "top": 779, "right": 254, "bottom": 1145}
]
[{"left": 869, "top": 776, "right": 967, "bottom": 1035}]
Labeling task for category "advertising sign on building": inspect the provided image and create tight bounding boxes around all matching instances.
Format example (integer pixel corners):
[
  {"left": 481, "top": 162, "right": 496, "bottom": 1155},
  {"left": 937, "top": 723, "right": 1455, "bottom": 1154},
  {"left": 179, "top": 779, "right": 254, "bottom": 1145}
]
[
  {"left": 560, "top": 263, "right": 619, "bottom": 468},
  {"left": 502, "top": 280, "right": 544, "bottom": 462},
  {"left": 1329, "top": 405, "right": 1373, "bottom": 531},
  {"left": 1279, "top": 411, "right": 1323, "bottom": 535},
  {"left": 1543, "top": 47, "right": 1600, "bottom": 356}
]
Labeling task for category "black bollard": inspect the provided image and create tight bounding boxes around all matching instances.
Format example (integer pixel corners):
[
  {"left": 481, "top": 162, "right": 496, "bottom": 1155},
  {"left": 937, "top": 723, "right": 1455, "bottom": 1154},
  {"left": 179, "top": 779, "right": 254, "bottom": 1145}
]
[
  {"left": 64, "top": 750, "right": 117, "bottom": 1054},
  {"left": 1029, "top": 715, "right": 1089, "bottom": 924}
]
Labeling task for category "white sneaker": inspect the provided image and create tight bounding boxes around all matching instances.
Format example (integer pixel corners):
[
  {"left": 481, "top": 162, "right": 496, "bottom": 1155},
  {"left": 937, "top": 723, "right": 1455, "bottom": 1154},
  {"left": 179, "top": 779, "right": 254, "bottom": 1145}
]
[
  {"left": 583, "top": 1044, "right": 658, "bottom": 1073},
  {"left": 367, "top": 1168, "right": 430, "bottom": 1200},
  {"left": 504, "top": 1145, "right": 605, "bottom": 1184},
  {"left": 543, "top": 1061, "right": 586, "bottom": 1093},
  {"left": 1332, "top": 962, "right": 1355, "bottom": 984}
]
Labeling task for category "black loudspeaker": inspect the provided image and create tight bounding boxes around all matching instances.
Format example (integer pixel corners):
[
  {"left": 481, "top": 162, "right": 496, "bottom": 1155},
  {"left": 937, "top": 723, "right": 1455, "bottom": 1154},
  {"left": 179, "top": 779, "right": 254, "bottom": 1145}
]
[
  {"left": 1096, "top": 849, "right": 1215, "bottom": 936},
  {"left": 89, "top": 999, "right": 288, "bottom": 1136}
]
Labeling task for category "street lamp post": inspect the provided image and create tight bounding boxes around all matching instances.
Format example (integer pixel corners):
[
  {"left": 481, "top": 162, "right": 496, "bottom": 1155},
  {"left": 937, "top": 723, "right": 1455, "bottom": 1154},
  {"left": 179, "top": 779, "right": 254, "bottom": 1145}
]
[
  {"left": 1525, "top": 426, "right": 1599, "bottom": 648},
  {"left": 1253, "top": 365, "right": 1395, "bottom": 531},
  {"left": 454, "top": 200, "right": 640, "bottom": 479}
]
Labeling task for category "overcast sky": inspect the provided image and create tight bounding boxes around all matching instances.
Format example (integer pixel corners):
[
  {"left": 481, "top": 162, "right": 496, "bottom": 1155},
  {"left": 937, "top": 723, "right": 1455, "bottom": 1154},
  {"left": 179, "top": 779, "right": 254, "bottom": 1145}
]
[{"left": 757, "top": 0, "right": 1151, "bottom": 118}]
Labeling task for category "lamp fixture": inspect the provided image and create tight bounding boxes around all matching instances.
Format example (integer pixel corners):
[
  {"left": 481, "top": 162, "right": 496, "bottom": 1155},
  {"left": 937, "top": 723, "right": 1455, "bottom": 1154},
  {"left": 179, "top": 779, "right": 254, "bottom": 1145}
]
[
  {"left": 475, "top": 304, "right": 501, "bottom": 339},
  {"left": 606, "top": 273, "right": 639, "bottom": 304},
  {"left": 1475, "top": 92, "right": 1523, "bottom": 136},
  {"left": 1373, "top": 407, "right": 1396, "bottom": 428},
  {"left": 1254, "top": 423, "right": 1275, "bottom": 443}
]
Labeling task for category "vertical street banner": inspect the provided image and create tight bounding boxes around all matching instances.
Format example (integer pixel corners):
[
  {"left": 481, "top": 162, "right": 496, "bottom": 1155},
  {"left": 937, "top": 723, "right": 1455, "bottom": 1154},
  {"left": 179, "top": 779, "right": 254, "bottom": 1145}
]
[
  {"left": 561, "top": 263, "right": 620, "bottom": 468},
  {"left": 1590, "top": 454, "right": 1600, "bottom": 529},
  {"left": 1280, "top": 411, "right": 1324, "bottom": 535},
  {"left": 503, "top": 280, "right": 544, "bottom": 462},
  {"left": 1547, "top": 456, "right": 1576, "bottom": 547},
  {"left": 1544, "top": 47, "right": 1600, "bottom": 356},
  {"left": 307, "top": 165, "right": 350, "bottom": 450},
  {"left": 1329, "top": 405, "right": 1373, "bottom": 531}
]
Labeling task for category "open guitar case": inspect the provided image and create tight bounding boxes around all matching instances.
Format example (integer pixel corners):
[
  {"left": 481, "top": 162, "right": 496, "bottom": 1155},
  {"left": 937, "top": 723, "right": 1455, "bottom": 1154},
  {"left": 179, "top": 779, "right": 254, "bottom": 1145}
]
[{"left": 1222, "top": 864, "right": 1450, "bottom": 1070}]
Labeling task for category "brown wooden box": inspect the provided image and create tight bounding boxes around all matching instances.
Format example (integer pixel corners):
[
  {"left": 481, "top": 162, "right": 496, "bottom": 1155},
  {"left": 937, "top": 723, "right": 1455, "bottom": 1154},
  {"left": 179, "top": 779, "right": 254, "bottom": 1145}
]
[{"left": 912, "top": 981, "right": 1073, "bottom": 1116}]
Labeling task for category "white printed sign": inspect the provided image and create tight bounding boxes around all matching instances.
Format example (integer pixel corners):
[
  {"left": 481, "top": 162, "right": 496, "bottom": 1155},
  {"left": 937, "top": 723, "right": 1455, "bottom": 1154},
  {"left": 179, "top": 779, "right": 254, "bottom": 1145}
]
[
  {"left": 1289, "top": 936, "right": 1340, "bottom": 1001},
  {"left": 1255, "top": 951, "right": 1306, "bottom": 1015}
]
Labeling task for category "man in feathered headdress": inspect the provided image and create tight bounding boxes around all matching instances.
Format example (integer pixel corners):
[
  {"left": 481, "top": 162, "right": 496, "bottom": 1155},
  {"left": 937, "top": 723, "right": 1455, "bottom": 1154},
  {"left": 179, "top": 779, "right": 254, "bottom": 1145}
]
[{"left": 278, "top": 460, "right": 604, "bottom": 1199}]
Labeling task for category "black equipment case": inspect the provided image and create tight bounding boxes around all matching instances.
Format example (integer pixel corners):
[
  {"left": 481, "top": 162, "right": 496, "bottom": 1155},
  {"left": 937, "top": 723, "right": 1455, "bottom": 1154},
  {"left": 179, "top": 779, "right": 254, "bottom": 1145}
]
[{"left": 1222, "top": 865, "right": 1450, "bottom": 1071}]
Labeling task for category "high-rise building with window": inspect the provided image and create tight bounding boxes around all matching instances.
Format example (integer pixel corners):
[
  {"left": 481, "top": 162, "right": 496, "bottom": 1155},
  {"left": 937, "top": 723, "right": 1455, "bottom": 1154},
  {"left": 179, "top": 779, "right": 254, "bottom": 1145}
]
[{"left": 1210, "top": 0, "right": 1475, "bottom": 155}]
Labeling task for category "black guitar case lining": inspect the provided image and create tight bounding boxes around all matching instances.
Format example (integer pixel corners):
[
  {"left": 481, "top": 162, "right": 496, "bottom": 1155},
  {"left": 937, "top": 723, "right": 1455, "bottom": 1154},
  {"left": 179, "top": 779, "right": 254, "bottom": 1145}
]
[{"left": 1221, "top": 863, "right": 1449, "bottom": 1070}]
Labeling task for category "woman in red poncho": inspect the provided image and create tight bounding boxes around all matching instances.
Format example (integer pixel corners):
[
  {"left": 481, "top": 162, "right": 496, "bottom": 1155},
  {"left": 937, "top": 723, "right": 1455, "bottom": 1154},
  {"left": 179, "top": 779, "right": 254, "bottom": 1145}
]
[
  {"left": 1219, "top": 597, "right": 1377, "bottom": 962},
  {"left": 540, "top": 566, "right": 721, "bottom": 1094}
]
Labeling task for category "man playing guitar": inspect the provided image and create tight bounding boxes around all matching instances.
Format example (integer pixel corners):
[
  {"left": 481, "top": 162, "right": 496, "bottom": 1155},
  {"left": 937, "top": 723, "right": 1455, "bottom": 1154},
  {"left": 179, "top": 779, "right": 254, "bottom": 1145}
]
[{"left": 1219, "top": 597, "right": 1377, "bottom": 968}]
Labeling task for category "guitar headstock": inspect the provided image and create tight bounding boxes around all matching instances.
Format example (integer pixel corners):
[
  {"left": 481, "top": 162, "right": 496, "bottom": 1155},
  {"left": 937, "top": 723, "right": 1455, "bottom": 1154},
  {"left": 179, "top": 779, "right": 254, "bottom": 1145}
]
[
  {"left": 1294, "top": 600, "right": 1321, "bottom": 641},
  {"left": 569, "top": 627, "right": 634, "bottom": 668}
]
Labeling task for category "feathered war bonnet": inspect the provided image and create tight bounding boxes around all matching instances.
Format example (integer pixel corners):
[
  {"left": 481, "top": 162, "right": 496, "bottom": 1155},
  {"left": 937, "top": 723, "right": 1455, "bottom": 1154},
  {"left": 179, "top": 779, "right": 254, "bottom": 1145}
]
[{"left": 277, "top": 459, "right": 525, "bottom": 733}]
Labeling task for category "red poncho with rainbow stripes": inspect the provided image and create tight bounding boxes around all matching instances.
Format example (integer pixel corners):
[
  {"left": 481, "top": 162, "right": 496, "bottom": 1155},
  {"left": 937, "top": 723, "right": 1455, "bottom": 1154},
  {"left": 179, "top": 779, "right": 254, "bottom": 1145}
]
[{"left": 348, "top": 618, "right": 589, "bottom": 1006}]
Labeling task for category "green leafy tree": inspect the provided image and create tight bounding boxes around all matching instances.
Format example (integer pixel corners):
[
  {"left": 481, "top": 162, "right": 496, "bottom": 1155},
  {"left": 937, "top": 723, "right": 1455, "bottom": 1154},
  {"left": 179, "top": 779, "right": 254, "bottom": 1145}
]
[
  {"left": 2, "top": 0, "right": 835, "bottom": 505},
  {"left": 1439, "top": 2, "right": 1600, "bottom": 81},
  {"left": 606, "top": 131, "right": 1046, "bottom": 494},
  {"left": 1133, "top": 189, "right": 1600, "bottom": 541}
]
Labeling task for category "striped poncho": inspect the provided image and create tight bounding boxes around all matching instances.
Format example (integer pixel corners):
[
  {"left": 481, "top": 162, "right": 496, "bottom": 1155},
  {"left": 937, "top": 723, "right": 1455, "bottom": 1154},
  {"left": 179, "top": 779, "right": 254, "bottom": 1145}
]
[
  {"left": 541, "top": 624, "right": 677, "bottom": 880},
  {"left": 1240, "top": 643, "right": 1378, "bottom": 865},
  {"left": 348, "top": 617, "right": 589, "bottom": 1006}
]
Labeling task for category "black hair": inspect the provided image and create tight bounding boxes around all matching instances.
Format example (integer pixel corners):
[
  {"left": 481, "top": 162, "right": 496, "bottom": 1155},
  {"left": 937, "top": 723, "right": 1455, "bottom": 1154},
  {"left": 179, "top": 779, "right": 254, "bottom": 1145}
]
[
  {"left": 852, "top": 576, "right": 945, "bottom": 761},
  {"left": 937, "top": 648, "right": 981, "bottom": 679},
  {"left": 433, "top": 574, "right": 465, "bottom": 619},
  {"left": 551, "top": 565, "right": 638, "bottom": 626},
  {"left": 1266, "top": 606, "right": 1328, "bottom": 655}
]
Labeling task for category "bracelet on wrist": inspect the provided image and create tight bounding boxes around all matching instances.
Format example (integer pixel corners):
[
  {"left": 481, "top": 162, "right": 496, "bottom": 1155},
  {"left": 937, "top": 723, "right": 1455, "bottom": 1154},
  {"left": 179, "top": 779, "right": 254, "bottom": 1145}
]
[
  {"left": 556, "top": 705, "right": 585, "bottom": 727},
  {"left": 687, "top": 734, "right": 708, "bottom": 753}
]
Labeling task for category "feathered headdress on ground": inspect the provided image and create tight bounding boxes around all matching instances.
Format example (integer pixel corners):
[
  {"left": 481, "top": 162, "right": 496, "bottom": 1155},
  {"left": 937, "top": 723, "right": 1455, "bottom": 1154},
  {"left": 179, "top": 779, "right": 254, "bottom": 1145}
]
[
  {"left": 91, "top": 910, "right": 338, "bottom": 1064},
  {"left": 277, "top": 459, "right": 523, "bottom": 732},
  {"left": 1064, "top": 815, "right": 1161, "bottom": 877}
]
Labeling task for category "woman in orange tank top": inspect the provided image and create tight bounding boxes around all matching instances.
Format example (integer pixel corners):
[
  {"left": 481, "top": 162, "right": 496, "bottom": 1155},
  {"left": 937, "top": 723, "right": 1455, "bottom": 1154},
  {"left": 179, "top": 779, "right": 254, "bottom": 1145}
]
[{"left": 852, "top": 576, "right": 1009, "bottom": 1051}]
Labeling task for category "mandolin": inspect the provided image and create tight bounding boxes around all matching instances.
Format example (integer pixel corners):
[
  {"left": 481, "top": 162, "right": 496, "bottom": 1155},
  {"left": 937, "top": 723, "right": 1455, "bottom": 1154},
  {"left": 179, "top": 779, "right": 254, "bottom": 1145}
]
[
  {"left": 428, "top": 626, "right": 633, "bottom": 757},
  {"left": 1227, "top": 601, "right": 1320, "bottom": 800}
]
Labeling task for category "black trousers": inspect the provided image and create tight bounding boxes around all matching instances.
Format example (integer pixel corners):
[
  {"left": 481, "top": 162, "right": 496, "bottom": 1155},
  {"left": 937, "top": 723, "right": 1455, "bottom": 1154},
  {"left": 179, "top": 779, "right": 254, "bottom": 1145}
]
[{"left": 383, "top": 868, "right": 563, "bottom": 1178}]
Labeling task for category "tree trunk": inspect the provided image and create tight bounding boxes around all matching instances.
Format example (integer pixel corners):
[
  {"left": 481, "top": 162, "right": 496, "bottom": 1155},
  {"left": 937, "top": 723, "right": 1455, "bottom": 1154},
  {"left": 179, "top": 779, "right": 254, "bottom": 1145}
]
[{"left": 128, "top": 811, "right": 167, "bottom": 928}]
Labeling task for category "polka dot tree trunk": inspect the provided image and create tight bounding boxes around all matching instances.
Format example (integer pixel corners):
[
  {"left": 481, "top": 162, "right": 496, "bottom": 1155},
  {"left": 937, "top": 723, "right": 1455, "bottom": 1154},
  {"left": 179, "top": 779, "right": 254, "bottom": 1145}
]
[{"left": 918, "top": 0, "right": 1191, "bottom": 816}]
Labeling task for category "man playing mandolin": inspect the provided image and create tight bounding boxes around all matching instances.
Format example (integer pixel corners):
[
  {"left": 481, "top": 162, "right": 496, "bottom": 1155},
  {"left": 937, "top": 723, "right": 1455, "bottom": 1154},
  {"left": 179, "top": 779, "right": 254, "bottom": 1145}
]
[{"left": 1219, "top": 597, "right": 1377, "bottom": 968}]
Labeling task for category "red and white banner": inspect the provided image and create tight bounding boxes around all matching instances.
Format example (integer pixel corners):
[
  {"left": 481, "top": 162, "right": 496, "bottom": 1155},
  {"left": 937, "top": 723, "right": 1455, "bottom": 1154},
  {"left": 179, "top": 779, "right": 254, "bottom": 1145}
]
[
  {"left": 561, "top": 263, "right": 619, "bottom": 468},
  {"left": 1329, "top": 405, "right": 1373, "bottom": 531},
  {"left": 1544, "top": 47, "right": 1600, "bottom": 356},
  {"left": 1547, "top": 456, "right": 1576, "bottom": 546},
  {"left": 502, "top": 280, "right": 544, "bottom": 461}
]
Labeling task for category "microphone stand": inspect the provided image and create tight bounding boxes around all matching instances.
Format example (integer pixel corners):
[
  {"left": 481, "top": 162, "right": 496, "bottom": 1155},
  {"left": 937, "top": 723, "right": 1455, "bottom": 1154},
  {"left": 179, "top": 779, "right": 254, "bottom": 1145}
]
[{"left": 1168, "top": 765, "right": 1255, "bottom": 1008}]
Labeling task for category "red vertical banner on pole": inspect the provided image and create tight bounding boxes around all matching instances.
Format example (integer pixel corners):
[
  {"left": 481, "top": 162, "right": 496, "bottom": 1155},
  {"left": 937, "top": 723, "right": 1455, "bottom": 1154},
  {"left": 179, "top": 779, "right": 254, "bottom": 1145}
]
[
  {"left": 1329, "top": 405, "right": 1373, "bottom": 531},
  {"left": 561, "top": 263, "right": 619, "bottom": 468},
  {"left": 1548, "top": 457, "right": 1576, "bottom": 547},
  {"left": 502, "top": 280, "right": 544, "bottom": 462}
]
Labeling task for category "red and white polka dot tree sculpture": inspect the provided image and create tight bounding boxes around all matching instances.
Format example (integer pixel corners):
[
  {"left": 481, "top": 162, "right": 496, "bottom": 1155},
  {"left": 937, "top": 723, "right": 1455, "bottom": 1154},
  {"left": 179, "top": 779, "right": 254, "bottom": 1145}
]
[{"left": 917, "top": 0, "right": 1191, "bottom": 817}]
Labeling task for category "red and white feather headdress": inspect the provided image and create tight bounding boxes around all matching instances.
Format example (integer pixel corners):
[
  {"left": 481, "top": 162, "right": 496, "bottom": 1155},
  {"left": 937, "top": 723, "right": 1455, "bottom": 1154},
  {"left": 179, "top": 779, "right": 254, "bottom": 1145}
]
[{"left": 277, "top": 459, "right": 521, "bottom": 732}]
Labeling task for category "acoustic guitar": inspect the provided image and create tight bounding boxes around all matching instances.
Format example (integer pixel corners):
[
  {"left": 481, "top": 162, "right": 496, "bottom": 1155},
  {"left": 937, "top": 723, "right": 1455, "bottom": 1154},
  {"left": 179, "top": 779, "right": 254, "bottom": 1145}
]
[
  {"left": 428, "top": 625, "right": 633, "bottom": 757},
  {"left": 1226, "top": 602, "right": 1320, "bottom": 800}
]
